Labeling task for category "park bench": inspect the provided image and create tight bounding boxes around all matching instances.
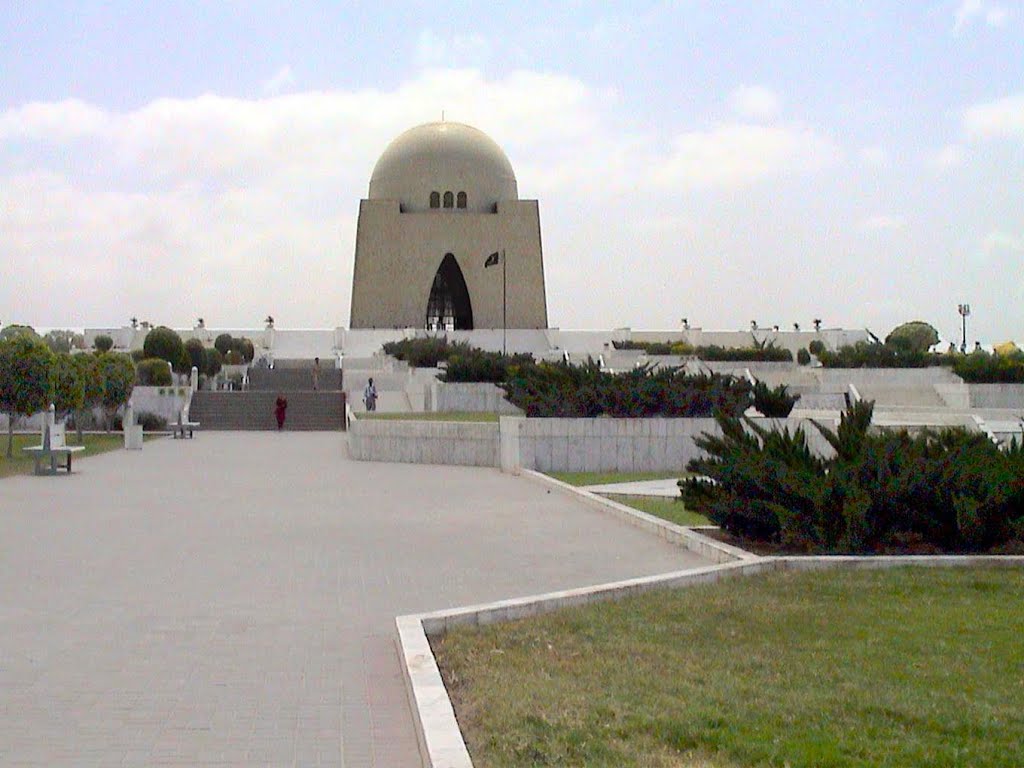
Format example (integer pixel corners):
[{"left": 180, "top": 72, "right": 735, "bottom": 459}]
[
  {"left": 22, "top": 421, "right": 85, "bottom": 475},
  {"left": 170, "top": 409, "right": 200, "bottom": 439}
]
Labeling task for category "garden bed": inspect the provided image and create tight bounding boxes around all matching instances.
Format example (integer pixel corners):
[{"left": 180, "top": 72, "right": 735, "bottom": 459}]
[{"left": 434, "top": 566, "right": 1024, "bottom": 767}]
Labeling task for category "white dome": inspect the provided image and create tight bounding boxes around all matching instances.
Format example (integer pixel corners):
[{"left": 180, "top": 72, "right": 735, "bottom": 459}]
[{"left": 368, "top": 121, "right": 518, "bottom": 213}]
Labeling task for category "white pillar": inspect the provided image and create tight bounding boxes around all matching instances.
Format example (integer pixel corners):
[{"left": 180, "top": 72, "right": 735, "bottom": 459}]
[{"left": 191, "top": 366, "right": 199, "bottom": 392}]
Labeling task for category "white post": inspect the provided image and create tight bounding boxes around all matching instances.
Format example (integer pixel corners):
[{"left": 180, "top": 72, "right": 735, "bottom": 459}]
[
  {"left": 123, "top": 402, "right": 143, "bottom": 450},
  {"left": 190, "top": 366, "right": 199, "bottom": 392}
]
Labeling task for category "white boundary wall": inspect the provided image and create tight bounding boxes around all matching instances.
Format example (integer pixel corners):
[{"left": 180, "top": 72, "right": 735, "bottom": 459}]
[
  {"left": 350, "top": 415, "right": 837, "bottom": 471},
  {"left": 426, "top": 382, "right": 524, "bottom": 415}
]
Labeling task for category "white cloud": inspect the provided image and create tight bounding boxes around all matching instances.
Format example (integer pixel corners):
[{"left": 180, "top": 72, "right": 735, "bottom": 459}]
[
  {"left": 931, "top": 143, "right": 964, "bottom": 169},
  {"left": 984, "top": 230, "right": 1024, "bottom": 253},
  {"left": 727, "top": 86, "right": 781, "bottom": 121},
  {"left": 954, "top": 0, "right": 1010, "bottom": 30},
  {"left": 859, "top": 146, "right": 889, "bottom": 168},
  {"left": 262, "top": 66, "right": 295, "bottom": 96},
  {"left": 964, "top": 93, "right": 1024, "bottom": 139},
  {"left": 653, "top": 122, "right": 838, "bottom": 189},
  {"left": 415, "top": 30, "right": 491, "bottom": 69},
  {"left": 860, "top": 215, "right": 905, "bottom": 232}
]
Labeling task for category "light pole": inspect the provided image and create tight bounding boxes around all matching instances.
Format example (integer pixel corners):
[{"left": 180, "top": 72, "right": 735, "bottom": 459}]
[{"left": 958, "top": 303, "right": 971, "bottom": 353}]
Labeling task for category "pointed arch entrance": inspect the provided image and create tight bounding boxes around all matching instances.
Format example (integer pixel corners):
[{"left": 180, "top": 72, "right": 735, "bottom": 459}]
[{"left": 425, "top": 253, "right": 474, "bottom": 330}]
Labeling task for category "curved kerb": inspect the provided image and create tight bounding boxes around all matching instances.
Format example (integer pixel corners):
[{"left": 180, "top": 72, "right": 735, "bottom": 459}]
[{"left": 394, "top": 472, "right": 1024, "bottom": 767}]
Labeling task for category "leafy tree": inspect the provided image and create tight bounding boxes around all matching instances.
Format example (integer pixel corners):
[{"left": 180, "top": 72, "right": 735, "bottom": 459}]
[
  {"left": 886, "top": 321, "right": 939, "bottom": 353},
  {"left": 136, "top": 358, "right": 173, "bottom": 386},
  {"left": 184, "top": 338, "right": 206, "bottom": 372},
  {"left": 204, "top": 347, "right": 223, "bottom": 377},
  {"left": 93, "top": 334, "right": 114, "bottom": 352},
  {"left": 98, "top": 352, "right": 135, "bottom": 431},
  {"left": 0, "top": 324, "right": 39, "bottom": 342},
  {"left": 142, "top": 326, "right": 188, "bottom": 373},
  {"left": 50, "top": 353, "right": 85, "bottom": 421},
  {"left": 71, "top": 353, "right": 103, "bottom": 440},
  {"left": 214, "top": 333, "right": 234, "bottom": 356},
  {"left": 236, "top": 337, "right": 255, "bottom": 363},
  {"left": 44, "top": 329, "right": 84, "bottom": 354},
  {"left": 0, "top": 334, "right": 53, "bottom": 457}
]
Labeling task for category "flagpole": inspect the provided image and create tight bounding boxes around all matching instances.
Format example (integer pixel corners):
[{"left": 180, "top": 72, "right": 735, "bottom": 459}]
[{"left": 502, "top": 248, "right": 507, "bottom": 356}]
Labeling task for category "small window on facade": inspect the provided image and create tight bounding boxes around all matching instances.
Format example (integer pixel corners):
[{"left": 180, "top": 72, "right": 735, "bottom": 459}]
[
  {"left": 456, "top": 191, "right": 467, "bottom": 209},
  {"left": 443, "top": 191, "right": 454, "bottom": 208},
  {"left": 430, "top": 191, "right": 440, "bottom": 208}
]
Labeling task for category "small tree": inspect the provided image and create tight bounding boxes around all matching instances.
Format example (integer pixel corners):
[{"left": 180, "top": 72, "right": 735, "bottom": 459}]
[
  {"left": 44, "top": 329, "right": 84, "bottom": 354},
  {"left": 204, "top": 347, "right": 223, "bottom": 377},
  {"left": 94, "top": 334, "right": 114, "bottom": 352},
  {"left": 0, "top": 334, "right": 53, "bottom": 457},
  {"left": 886, "top": 321, "right": 940, "bottom": 353},
  {"left": 98, "top": 352, "right": 136, "bottom": 431},
  {"left": 0, "top": 324, "right": 39, "bottom": 342},
  {"left": 143, "top": 326, "right": 188, "bottom": 373},
  {"left": 72, "top": 353, "right": 103, "bottom": 440},
  {"left": 50, "top": 352, "right": 85, "bottom": 423},
  {"left": 136, "top": 358, "right": 173, "bottom": 386},
  {"left": 184, "top": 338, "right": 206, "bottom": 372},
  {"left": 214, "top": 333, "right": 234, "bottom": 356},
  {"left": 235, "top": 337, "right": 255, "bottom": 363}
]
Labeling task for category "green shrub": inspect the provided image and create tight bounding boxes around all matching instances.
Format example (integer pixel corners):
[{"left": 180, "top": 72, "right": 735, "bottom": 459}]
[
  {"left": 136, "top": 411, "right": 168, "bottom": 431},
  {"left": 752, "top": 381, "right": 800, "bottom": 417},
  {"left": 953, "top": 350, "right": 1024, "bottom": 383},
  {"left": 235, "top": 337, "right": 255, "bottom": 363},
  {"left": 612, "top": 340, "right": 695, "bottom": 355},
  {"left": 214, "top": 333, "right": 234, "bottom": 356},
  {"left": 50, "top": 352, "right": 84, "bottom": 419},
  {"left": 383, "top": 337, "right": 459, "bottom": 367},
  {"left": 224, "top": 350, "right": 243, "bottom": 365},
  {"left": 185, "top": 338, "right": 206, "bottom": 372},
  {"left": 695, "top": 344, "right": 793, "bottom": 362},
  {"left": 137, "top": 357, "right": 173, "bottom": 386},
  {"left": 143, "top": 326, "right": 188, "bottom": 372},
  {"left": 818, "top": 341, "right": 953, "bottom": 369},
  {"left": 682, "top": 401, "right": 1024, "bottom": 553},
  {"left": 501, "top": 360, "right": 752, "bottom": 418},
  {"left": 94, "top": 334, "right": 114, "bottom": 352},
  {"left": 886, "top": 321, "right": 939, "bottom": 353},
  {"left": 808, "top": 340, "right": 825, "bottom": 356},
  {"left": 441, "top": 349, "right": 534, "bottom": 384},
  {"left": 98, "top": 352, "right": 135, "bottom": 430},
  {"left": 797, "top": 348, "right": 811, "bottom": 365},
  {"left": 130, "top": 349, "right": 146, "bottom": 363},
  {"left": 204, "top": 347, "right": 223, "bottom": 377}
]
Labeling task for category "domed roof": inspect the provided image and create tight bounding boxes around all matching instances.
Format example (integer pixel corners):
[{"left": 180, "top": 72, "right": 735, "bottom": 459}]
[{"left": 368, "top": 121, "right": 518, "bottom": 213}]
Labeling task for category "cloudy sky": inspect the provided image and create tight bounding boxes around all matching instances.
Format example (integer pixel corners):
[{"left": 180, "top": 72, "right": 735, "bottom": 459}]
[{"left": 1, "top": 1, "right": 1021, "bottom": 343}]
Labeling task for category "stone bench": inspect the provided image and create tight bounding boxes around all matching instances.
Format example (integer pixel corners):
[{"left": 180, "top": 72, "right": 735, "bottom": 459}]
[{"left": 22, "top": 421, "right": 85, "bottom": 475}]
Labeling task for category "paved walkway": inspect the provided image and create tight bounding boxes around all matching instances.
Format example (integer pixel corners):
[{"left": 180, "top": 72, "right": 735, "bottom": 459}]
[{"left": 0, "top": 433, "right": 711, "bottom": 767}]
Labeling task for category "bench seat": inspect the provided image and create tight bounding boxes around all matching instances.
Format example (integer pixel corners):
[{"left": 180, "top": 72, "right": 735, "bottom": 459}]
[
  {"left": 22, "top": 445, "right": 85, "bottom": 475},
  {"left": 171, "top": 421, "right": 201, "bottom": 439}
]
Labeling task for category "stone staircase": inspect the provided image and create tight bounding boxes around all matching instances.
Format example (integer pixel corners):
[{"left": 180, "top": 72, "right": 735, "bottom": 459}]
[
  {"left": 248, "top": 366, "right": 342, "bottom": 392},
  {"left": 189, "top": 391, "right": 346, "bottom": 431}
]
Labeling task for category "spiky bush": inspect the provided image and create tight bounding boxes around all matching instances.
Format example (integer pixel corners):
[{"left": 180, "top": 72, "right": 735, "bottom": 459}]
[
  {"left": 682, "top": 400, "right": 1024, "bottom": 553},
  {"left": 752, "top": 381, "right": 800, "bottom": 417}
]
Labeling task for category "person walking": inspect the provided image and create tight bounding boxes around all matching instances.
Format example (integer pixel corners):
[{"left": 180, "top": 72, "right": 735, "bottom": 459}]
[
  {"left": 274, "top": 394, "right": 288, "bottom": 430},
  {"left": 363, "top": 377, "right": 378, "bottom": 412},
  {"left": 312, "top": 357, "right": 321, "bottom": 391}
]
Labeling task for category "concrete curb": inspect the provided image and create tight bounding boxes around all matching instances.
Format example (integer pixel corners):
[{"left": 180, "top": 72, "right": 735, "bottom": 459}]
[{"left": 520, "top": 469, "right": 759, "bottom": 563}]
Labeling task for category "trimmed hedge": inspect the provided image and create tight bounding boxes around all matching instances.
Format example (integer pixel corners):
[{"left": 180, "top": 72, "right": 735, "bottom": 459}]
[
  {"left": 501, "top": 360, "right": 752, "bottom": 418},
  {"left": 613, "top": 340, "right": 792, "bottom": 362},
  {"left": 136, "top": 357, "right": 173, "bottom": 386}
]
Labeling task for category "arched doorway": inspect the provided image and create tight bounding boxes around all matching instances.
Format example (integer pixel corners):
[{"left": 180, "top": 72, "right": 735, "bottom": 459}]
[{"left": 425, "top": 253, "right": 473, "bottom": 330}]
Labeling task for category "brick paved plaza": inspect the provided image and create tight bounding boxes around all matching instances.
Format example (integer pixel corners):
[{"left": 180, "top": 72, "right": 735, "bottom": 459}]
[{"left": 0, "top": 433, "right": 709, "bottom": 767}]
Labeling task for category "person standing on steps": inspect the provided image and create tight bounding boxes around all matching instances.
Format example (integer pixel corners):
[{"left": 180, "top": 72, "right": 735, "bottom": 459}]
[
  {"left": 274, "top": 394, "right": 288, "bottom": 430},
  {"left": 312, "top": 357, "right": 320, "bottom": 391},
  {"left": 363, "top": 377, "right": 378, "bottom": 412}
]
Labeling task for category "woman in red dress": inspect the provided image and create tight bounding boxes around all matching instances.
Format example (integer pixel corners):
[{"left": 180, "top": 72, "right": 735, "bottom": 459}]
[{"left": 274, "top": 395, "right": 288, "bottom": 430}]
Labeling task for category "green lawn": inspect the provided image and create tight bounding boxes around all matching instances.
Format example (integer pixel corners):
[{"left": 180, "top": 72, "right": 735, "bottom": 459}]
[
  {"left": 549, "top": 471, "right": 685, "bottom": 487},
  {"left": 359, "top": 411, "right": 500, "bottom": 422},
  {"left": 0, "top": 433, "right": 137, "bottom": 478},
  {"left": 434, "top": 567, "right": 1024, "bottom": 768},
  {"left": 606, "top": 494, "right": 709, "bottom": 527}
]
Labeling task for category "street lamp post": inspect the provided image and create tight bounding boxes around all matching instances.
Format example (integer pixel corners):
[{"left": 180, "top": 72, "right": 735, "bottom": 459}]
[{"left": 958, "top": 303, "right": 971, "bottom": 353}]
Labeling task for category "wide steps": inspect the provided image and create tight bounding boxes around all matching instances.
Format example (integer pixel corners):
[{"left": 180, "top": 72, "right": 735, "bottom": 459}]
[
  {"left": 189, "top": 391, "right": 346, "bottom": 431},
  {"left": 248, "top": 367, "right": 342, "bottom": 392}
]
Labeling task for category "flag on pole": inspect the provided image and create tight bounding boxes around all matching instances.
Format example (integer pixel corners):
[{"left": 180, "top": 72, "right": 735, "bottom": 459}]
[{"left": 484, "top": 251, "right": 501, "bottom": 268}]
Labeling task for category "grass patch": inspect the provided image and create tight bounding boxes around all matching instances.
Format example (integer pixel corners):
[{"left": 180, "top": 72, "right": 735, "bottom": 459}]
[
  {"left": 359, "top": 411, "right": 500, "bottom": 422},
  {"left": 434, "top": 567, "right": 1024, "bottom": 767},
  {"left": 550, "top": 471, "right": 685, "bottom": 487},
  {"left": 0, "top": 433, "right": 132, "bottom": 478},
  {"left": 606, "top": 494, "right": 709, "bottom": 527}
]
